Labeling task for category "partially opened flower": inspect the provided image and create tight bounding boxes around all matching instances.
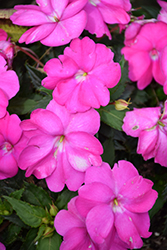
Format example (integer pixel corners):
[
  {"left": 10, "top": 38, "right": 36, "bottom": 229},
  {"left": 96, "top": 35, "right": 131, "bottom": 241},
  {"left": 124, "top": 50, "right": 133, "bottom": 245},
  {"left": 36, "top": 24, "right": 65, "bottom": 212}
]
[
  {"left": 18, "top": 99, "right": 103, "bottom": 192},
  {"left": 0, "top": 55, "right": 19, "bottom": 118},
  {"left": 55, "top": 196, "right": 129, "bottom": 250},
  {"left": 121, "top": 21, "right": 167, "bottom": 93},
  {"left": 42, "top": 37, "right": 121, "bottom": 113},
  {"left": 0, "top": 112, "right": 22, "bottom": 180},
  {"left": 10, "top": 0, "right": 87, "bottom": 46},
  {"left": 0, "top": 29, "right": 14, "bottom": 68},
  {"left": 122, "top": 101, "right": 167, "bottom": 167},
  {"left": 81, "top": 0, "right": 131, "bottom": 39},
  {"left": 76, "top": 161, "right": 158, "bottom": 249}
]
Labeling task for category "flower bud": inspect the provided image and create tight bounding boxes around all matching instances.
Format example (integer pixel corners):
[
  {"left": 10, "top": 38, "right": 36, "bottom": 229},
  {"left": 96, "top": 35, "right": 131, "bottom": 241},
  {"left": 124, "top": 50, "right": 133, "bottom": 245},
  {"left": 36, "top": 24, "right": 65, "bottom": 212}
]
[
  {"left": 43, "top": 226, "right": 54, "bottom": 238},
  {"left": 49, "top": 204, "right": 58, "bottom": 217},
  {"left": 114, "top": 98, "right": 131, "bottom": 111},
  {"left": 42, "top": 217, "right": 49, "bottom": 224}
]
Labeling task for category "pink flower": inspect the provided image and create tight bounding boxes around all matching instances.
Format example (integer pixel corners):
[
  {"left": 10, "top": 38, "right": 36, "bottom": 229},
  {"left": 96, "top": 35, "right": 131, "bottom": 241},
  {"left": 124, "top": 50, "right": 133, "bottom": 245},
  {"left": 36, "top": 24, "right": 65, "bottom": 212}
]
[
  {"left": 10, "top": 0, "right": 87, "bottom": 46},
  {"left": 42, "top": 37, "right": 121, "bottom": 113},
  {"left": 0, "top": 243, "right": 5, "bottom": 250},
  {"left": 0, "top": 112, "right": 22, "bottom": 180},
  {"left": 76, "top": 161, "right": 158, "bottom": 249},
  {"left": 18, "top": 99, "right": 103, "bottom": 192},
  {"left": 157, "top": 0, "right": 167, "bottom": 23},
  {"left": 122, "top": 101, "right": 167, "bottom": 167},
  {"left": 121, "top": 21, "right": 167, "bottom": 93},
  {"left": 81, "top": 0, "right": 131, "bottom": 39},
  {"left": 55, "top": 196, "right": 128, "bottom": 250},
  {"left": 0, "top": 29, "right": 14, "bottom": 68},
  {"left": 0, "top": 55, "right": 19, "bottom": 118}
]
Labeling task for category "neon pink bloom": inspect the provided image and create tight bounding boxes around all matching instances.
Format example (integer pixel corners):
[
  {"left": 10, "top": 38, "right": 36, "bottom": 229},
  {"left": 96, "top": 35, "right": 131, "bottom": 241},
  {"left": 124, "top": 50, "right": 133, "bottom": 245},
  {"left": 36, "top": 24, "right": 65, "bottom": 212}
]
[
  {"left": 121, "top": 21, "right": 167, "bottom": 93},
  {"left": 0, "top": 243, "right": 6, "bottom": 250},
  {"left": 0, "top": 55, "right": 19, "bottom": 118},
  {"left": 76, "top": 161, "right": 158, "bottom": 249},
  {"left": 0, "top": 29, "right": 14, "bottom": 68},
  {"left": 55, "top": 196, "right": 128, "bottom": 250},
  {"left": 157, "top": 0, "right": 167, "bottom": 23},
  {"left": 42, "top": 37, "right": 121, "bottom": 113},
  {"left": 81, "top": 0, "right": 131, "bottom": 39},
  {"left": 122, "top": 101, "right": 167, "bottom": 167},
  {"left": 0, "top": 112, "right": 22, "bottom": 180},
  {"left": 18, "top": 99, "right": 103, "bottom": 192},
  {"left": 10, "top": 0, "right": 87, "bottom": 46}
]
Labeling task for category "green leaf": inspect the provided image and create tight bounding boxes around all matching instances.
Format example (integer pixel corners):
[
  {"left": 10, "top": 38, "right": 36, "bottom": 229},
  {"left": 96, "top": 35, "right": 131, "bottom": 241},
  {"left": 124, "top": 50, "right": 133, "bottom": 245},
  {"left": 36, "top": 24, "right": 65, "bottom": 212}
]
[
  {"left": 3, "top": 196, "right": 46, "bottom": 227},
  {"left": 25, "top": 63, "right": 46, "bottom": 89},
  {"left": 34, "top": 224, "right": 46, "bottom": 242},
  {"left": 102, "top": 137, "right": 115, "bottom": 167},
  {"left": 37, "top": 232, "right": 62, "bottom": 250},
  {"left": 10, "top": 188, "right": 25, "bottom": 200},
  {"left": 23, "top": 182, "right": 52, "bottom": 210},
  {"left": 56, "top": 189, "right": 77, "bottom": 210},
  {"left": 98, "top": 105, "right": 126, "bottom": 131},
  {"left": 4, "top": 224, "right": 22, "bottom": 245},
  {"left": 2, "top": 214, "right": 29, "bottom": 228},
  {"left": 20, "top": 228, "right": 38, "bottom": 250},
  {"left": 0, "top": 21, "right": 28, "bottom": 42},
  {"left": 0, "top": 215, "right": 3, "bottom": 224}
]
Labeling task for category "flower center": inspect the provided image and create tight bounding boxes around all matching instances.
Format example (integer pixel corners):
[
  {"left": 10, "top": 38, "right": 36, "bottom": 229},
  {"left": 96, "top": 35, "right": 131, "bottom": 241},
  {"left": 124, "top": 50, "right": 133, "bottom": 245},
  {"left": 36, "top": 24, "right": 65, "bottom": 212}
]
[
  {"left": 89, "top": 0, "right": 100, "bottom": 6},
  {"left": 2, "top": 142, "right": 13, "bottom": 155},
  {"left": 75, "top": 70, "right": 88, "bottom": 84},
  {"left": 150, "top": 48, "right": 159, "bottom": 61},
  {"left": 54, "top": 135, "right": 65, "bottom": 158}
]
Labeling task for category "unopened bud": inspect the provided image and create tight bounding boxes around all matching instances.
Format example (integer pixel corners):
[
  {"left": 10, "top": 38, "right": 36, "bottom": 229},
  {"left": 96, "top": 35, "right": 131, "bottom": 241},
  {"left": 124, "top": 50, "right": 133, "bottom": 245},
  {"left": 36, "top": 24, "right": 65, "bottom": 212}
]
[
  {"left": 42, "top": 217, "right": 49, "bottom": 224},
  {"left": 43, "top": 226, "right": 54, "bottom": 238},
  {"left": 114, "top": 98, "right": 131, "bottom": 111},
  {"left": 49, "top": 204, "right": 58, "bottom": 217}
]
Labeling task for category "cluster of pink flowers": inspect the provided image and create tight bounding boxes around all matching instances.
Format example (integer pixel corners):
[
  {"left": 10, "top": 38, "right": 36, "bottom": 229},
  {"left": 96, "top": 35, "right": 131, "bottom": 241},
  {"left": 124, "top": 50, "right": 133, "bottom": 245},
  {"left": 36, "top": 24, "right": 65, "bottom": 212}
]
[
  {"left": 0, "top": 0, "right": 164, "bottom": 248},
  {"left": 55, "top": 161, "right": 158, "bottom": 249},
  {"left": 10, "top": 0, "right": 131, "bottom": 46}
]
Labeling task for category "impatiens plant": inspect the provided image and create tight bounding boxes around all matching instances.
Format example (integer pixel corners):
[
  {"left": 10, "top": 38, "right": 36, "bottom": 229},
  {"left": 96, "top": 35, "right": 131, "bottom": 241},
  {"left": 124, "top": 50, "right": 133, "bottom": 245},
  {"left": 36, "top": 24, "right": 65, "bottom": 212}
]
[{"left": 0, "top": 0, "right": 166, "bottom": 249}]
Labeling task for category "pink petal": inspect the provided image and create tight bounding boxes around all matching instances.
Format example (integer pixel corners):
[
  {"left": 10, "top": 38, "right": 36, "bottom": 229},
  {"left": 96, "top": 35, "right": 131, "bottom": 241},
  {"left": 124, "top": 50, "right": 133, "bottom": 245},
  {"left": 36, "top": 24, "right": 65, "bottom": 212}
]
[
  {"left": 0, "top": 70, "right": 19, "bottom": 99},
  {"left": 155, "top": 128, "right": 167, "bottom": 167},
  {"left": 112, "top": 160, "right": 139, "bottom": 194},
  {"left": 19, "top": 23, "right": 56, "bottom": 44},
  {"left": 84, "top": 3, "right": 111, "bottom": 39},
  {"left": 0, "top": 153, "right": 18, "bottom": 180},
  {"left": 0, "top": 29, "right": 7, "bottom": 41},
  {"left": 86, "top": 204, "right": 114, "bottom": 244},
  {"left": 65, "top": 108, "right": 100, "bottom": 135},
  {"left": 30, "top": 108, "right": 64, "bottom": 135},
  {"left": 62, "top": 0, "right": 87, "bottom": 20},
  {"left": 10, "top": 9, "right": 49, "bottom": 26},
  {"left": 115, "top": 211, "right": 143, "bottom": 249},
  {"left": 99, "top": 4, "right": 130, "bottom": 24},
  {"left": 41, "top": 11, "right": 87, "bottom": 46},
  {"left": 50, "top": 0, "right": 68, "bottom": 18},
  {"left": 122, "top": 107, "right": 160, "bottom": 137},
  {"left": 36, "top": 0, "right": 53, "bottom": 14},
  {"left": 152, "top": 59, "right": 166, "bottom": 85},
  {"left": 0, "top": 89, "right": 8, "bottom": 118},
  {"left": 120, "top": 175, "right": 158, "bottom": 212},
  {"left": 137, "top": 129, "right": 158, "bottom": 160},
  {"left": 64, "top": 37, "right": 96, "bottom": 72},
  {"left": 46, "top": 99, "right": 71, "bottom": 129}
]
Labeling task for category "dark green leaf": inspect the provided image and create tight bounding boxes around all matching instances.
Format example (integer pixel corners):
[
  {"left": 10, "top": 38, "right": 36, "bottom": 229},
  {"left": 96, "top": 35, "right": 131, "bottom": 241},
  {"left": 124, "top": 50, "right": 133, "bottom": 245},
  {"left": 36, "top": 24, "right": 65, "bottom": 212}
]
[
  {"left": 98, "top": 105, "right": 126, "bottom": 131},
  {"left": 102, "top": 137, "right": 115, "bottom": 167},
  {"left": 34, "top": 224, "right": 46, "bottom": 242},
  {"left": 10, "top": 188, "right": 25, "bottom": 200},
  {"left": 3, "top": 196, "right": 46, "bottom": 227},
  {"left": 37, "top": 232, "right": 62, "bottom": 250},
  {"left": 20, "top": 228, "right": 38, "bottom": 250},
  {"left": 2, "top": 214, "right": 29, "bottom": 228},
  {"left": 56, "top": 189, "right": 77, "bottom": 210},
  {"left": 4, "top": 224, "right": 21, "bottom": 245},
  {"left": 23, "top": 182, "right": 52, "bottom": 210}
]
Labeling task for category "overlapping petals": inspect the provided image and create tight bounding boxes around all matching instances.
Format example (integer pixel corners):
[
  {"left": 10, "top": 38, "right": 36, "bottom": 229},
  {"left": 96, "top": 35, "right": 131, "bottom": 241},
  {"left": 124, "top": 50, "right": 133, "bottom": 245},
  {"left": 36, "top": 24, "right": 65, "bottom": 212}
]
[
  {"left": 10, "top": 0, "right": 87, "bottom": 46},
  {"left": 0, "top": 112, "right": 23, "bottom": 180},
  {"left": 82, "top": 0, "right": 131, "bottom": 39},
  {"left": 18, "top": 99, "right": 103, "bottom": 192},
  {"left": 0, "top": 56, "right": 19, "bottom": 118},
  {"left": 0, "top": 29, "right": 14, "bottom": 68},
  {"left": 121, "top": 21, "right": 167, "bottom": 93},
  {"left": 76, "top": 161, "right": 158, "bottom": 249},
  {"left": 42, "top": 37, "right": 121, "bottom": 112},
  {"left": 122, "top": 100, "right": 167, "bottom": 167}
]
